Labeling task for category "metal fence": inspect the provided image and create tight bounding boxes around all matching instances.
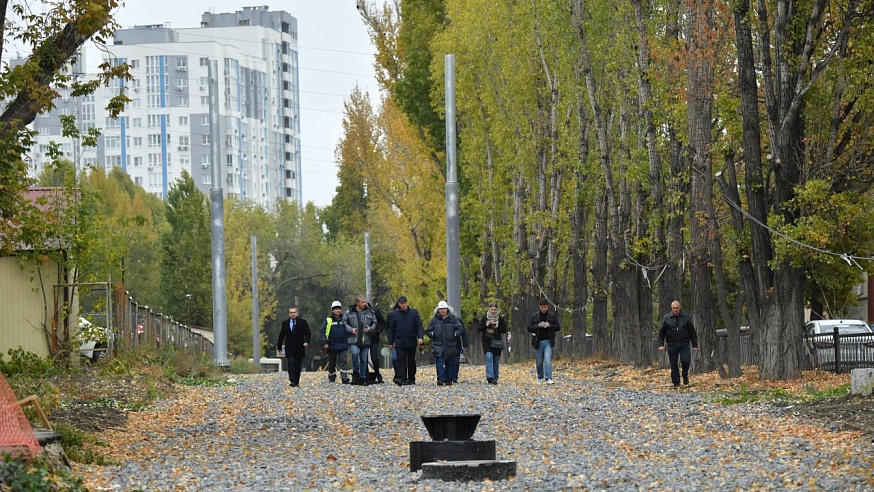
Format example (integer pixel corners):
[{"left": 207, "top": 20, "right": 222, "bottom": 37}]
[{"left": 109, "top": 291, "right": 215, "bottom": 361}]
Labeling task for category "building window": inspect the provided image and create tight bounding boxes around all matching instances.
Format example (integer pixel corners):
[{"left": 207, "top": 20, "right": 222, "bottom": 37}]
[
  {"left": 177, "top": 95, "right": 189, "bottom": 107},
  {"left": 130, "top": 59, "right": 140, "bottom": 69},
  {"left": 132, "top": 118, "right": 142, "bottom": 127},
  {"left": 132, "top": 137, "right": 143, "bottom": 147},
  {"left": 179, "top": 116, "right": 189, "bottom": 126},
  {"left": 105, "top": 136, "right": 121, "bottom": 149},
  {"left": 201, "top": 116, "right": 209, "bottom": 125},
  {"left": 134, "top": 176, "right": 143, "bottom": 186},
  {"left": 202, "top": 135, "right": 210, "bottom": 145},
  {"left": 133, "top": 157, "right": 143, "bottom": 167},
  {"left": 203, "top": 174, "right": 212, "bottom": 185},
  {"left": 105, "top": 155, "right": 122, "bottom": 169},
  {"left": 201, "top": 96, "right": 209, "bottom": 106},
  {"left": 200, "top": 57, "right": 210, "bottom": 66}
]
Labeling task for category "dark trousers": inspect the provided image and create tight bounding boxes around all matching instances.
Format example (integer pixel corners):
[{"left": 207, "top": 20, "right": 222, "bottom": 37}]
[
  {"left": 326, "top": 350, "right": 349, "bottom": 380},
  {"left": 369, "top": 340, "right": 382, "bottom": 380},
  {"left": 287, "top": 354, "right": 304, "bottom": 385},
  {"left": 394, "top": 346, "right": 418, "bottom": 383},
  {"left": 667, "top": 343, "right": 691, "bottom": 386}
]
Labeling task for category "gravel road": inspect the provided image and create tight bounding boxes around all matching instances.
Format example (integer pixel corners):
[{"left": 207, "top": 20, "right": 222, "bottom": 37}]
[{"left": 83, "top": 364, "right": 874, "bottom": 491}]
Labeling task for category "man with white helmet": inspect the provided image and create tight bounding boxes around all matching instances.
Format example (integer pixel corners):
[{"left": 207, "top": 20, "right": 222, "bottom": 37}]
[
  {"left": 425, "top": 300, "right": 464, "bottom": 386},
  {"left": 321, "top": 300, "right": 351, "bottom": 384}
]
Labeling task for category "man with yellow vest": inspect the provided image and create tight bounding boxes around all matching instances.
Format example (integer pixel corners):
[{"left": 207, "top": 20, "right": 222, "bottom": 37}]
[{"left": 321, "top": 301, "right": 351, "bottom": 384}]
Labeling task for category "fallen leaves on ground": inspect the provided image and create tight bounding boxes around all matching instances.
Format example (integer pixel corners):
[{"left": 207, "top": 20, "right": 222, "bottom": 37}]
[{"left": 72, "top": 360, "right": 874, "bottom": 490}]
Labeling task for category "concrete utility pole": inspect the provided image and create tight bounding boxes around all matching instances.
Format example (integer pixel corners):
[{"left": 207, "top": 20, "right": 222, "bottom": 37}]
[
  {"left": 251, "top": 235, "right": 260, "bottom": 366},
  {"left": 365, "top": 232, "right": 372, "bottom": 302},
  {"left": 209, "top": 60, "right": 229, "bottom": 368},
  {"left": 445, "top": 54, "right": 460, "bottom": 320}
]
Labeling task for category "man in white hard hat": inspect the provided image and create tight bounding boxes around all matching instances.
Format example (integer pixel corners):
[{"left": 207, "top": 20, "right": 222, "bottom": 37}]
[{"left": 321, "top": 300, "right": 351, "bottom": 384}]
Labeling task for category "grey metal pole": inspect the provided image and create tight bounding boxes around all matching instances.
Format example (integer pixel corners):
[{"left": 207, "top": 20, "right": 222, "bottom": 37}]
[
  {"left": 209, "top": 60, "right": 229, "bottom": 368},
  {"left": 251, "top": 235, "right": 260, "bottom": 366},
  {"left": 365, "top": 232, "right": 372, "bottom": 302},
  {"left": 445, "top": 54, "right": 460, "bottom": 319}
]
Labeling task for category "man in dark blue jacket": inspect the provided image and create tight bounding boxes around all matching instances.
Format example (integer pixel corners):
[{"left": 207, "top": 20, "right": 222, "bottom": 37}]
[
  {"left": 320, "top": 301, "right": 350, "bottom": 384},
  {"left": 387, "top": 296, "right": 424, "bottom": 385},
  {"left": 658, "top": 300, "right": 699, "bottom": 388}
]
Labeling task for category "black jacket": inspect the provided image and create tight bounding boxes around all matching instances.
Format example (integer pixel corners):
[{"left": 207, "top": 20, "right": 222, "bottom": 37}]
[
  {"left": 658, "top": 311, "right": 698, "bottom": 348},
  {"left": 527, "top": 310, "right": 561, "bottom": 348},
  {"left": 277, "top": 317, "right": 312, "bottom": 359},
  {"left": 478, "top": 315, "right": 508, "bottom": 353},
  {"left": 426, "top": 311, "right": 463, "bottom": 358}
]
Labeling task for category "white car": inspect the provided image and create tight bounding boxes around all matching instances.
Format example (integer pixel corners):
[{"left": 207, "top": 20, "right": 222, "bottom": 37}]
[
  {"left": 806, "top": 319, "right": 874, "bottom": 371},
  {"left": 78, "top": 317, "right": 111, "bottom": 363}
]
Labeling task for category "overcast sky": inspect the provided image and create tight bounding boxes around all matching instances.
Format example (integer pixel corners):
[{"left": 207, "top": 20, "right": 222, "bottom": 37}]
[{"left": 95, "top": 0, "right": 382, "bottom": 207}]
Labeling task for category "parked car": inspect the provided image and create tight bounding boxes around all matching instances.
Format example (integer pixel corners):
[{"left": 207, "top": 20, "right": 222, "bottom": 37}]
[{"left": 805, "top": 319, "right": 874, "bottom": 371}]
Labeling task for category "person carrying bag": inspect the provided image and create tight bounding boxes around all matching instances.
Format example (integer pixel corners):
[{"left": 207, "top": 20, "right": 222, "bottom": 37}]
[{"left": 478, "top": 302, "right": 508, "bottom": 385}]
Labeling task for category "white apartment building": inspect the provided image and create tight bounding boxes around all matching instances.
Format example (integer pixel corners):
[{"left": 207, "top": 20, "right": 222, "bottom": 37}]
[{"left": 28, "top": 6, "right": 302, "bottom": 206}]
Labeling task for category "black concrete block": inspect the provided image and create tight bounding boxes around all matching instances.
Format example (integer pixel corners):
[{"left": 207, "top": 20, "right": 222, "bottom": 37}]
[
  {"left": 421, "top": 460, "right": 517, "bottom": 481},
  {"left": 409, "top": 440, "right": 496, "bottom": 471}
]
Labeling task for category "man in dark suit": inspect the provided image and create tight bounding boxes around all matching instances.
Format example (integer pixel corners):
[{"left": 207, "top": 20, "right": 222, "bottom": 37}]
[{"left": 277, "top": 306, "right": 311, "bottom": 387}]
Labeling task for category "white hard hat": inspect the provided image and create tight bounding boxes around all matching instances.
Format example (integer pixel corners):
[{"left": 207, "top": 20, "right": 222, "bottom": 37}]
[
  {"left": 437, "top": 300, "right": 449, "bottom": 309},
  {"left": 331, "top": 301, "right": 342, "bottom": 309}
]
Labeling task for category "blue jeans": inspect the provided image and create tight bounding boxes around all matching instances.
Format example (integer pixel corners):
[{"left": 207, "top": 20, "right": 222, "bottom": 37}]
[
  {"left": 350, "top": 345, "right": 370, "bottom": 380},
  {"left": 535, "top": 340, "right": 553, "bottom": 380},
  {"left": 435, "top": 355, "right": 459, "bottom": 382},
  {"left": 485, "top": 351, "right": 500, "bottom": 381}
]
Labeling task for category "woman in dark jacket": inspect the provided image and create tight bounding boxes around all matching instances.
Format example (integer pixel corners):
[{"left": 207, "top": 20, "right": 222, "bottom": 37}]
[
  {"left": 478, "top": 302, "right": 508, "bottom": 385},
  {"left": 425, "top": 300, "right": 463, "bottom": 386}
]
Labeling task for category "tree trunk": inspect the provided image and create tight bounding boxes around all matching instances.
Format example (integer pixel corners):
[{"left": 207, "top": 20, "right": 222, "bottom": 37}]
[
  {"left": 685, "top": 0, "right": 718, "bottom": 375},
  {"left": 592, "top": 191, "right": 609, "bottom": 357}
]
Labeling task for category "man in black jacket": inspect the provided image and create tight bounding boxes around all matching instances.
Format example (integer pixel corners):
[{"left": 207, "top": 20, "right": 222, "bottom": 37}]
[
  {"left": 387, "top": 296, "right": 424, "bottom": 385},
  {"left": 527, "top": 299, "right": 561, "bottom": 384},
  {"left": 658, "top": 300, "right": 699, "bottom": 388},
  {"left": 277, "top": 306, "right": 311, "bottom": 387}
]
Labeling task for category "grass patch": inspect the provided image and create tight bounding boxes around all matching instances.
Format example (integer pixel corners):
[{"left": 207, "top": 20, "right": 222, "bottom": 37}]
[
  {"left": 53, "top": 421, "right": 114, "bottom": 466},
  {"left": 0, "top": 454, "right": 87, "bottom": 491},
  {"left": 709, "top": 381, "right": 851, "bottom": 405}
]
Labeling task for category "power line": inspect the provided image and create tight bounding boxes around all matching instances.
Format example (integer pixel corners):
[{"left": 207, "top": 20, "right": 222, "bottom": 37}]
[{"left": 720, "top": 191, "right": 874, "bottom": 266}]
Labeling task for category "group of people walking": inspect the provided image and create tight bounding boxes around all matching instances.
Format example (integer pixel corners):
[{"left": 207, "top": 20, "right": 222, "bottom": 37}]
[
  {"left": 277, "top": 296, "right": 698, "bottom": 389},
  {"left": 277, "top": 296, "right": 568, "bottom": 387}
]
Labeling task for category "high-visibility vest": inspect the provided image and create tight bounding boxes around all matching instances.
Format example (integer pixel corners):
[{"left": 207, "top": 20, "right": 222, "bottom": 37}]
[{"left": 325, "top": 317, "right": 334, "bottom": 339}]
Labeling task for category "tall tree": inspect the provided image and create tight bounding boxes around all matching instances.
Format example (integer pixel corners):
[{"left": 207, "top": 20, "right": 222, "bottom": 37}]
[
  {"left": 223, "top": 198, "right": 277, "bottom": 357},
  {"left": 321, "top": 87, "right": 376, "bottom": 241},
  {"left": 160, "top": 171, "right": 211, "bottom": 328},
  {"left": 0, "top": 0, "right": 128, "bottom": 252},
  {"left": 731, "top": 0, "right": 864, "bottom": 379}
]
